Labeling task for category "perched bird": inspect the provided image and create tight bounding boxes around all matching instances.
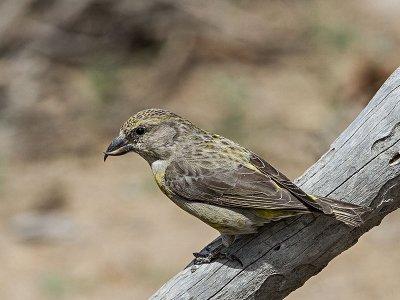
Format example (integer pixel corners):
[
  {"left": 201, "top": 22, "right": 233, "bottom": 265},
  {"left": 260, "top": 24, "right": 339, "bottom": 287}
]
[{"left": 104, "top": 108, "right": 370, "bottom": 264}]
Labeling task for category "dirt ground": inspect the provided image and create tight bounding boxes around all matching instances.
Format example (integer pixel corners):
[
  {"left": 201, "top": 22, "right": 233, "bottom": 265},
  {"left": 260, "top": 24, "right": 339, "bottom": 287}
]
[{"left": 1, "top": 1, "right": 400, "bottom": 299}]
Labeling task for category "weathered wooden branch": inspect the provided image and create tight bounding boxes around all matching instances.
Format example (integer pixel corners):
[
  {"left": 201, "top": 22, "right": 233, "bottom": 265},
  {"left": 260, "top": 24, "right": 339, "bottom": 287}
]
[{"left": 151, "top": 67, "right": 400, "bottom": 300}]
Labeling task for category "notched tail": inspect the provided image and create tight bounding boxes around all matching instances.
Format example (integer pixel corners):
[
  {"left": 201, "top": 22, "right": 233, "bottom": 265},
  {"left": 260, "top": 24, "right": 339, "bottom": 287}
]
[{"left": 314, "top": 196, "right": 372, "bottom": 227}]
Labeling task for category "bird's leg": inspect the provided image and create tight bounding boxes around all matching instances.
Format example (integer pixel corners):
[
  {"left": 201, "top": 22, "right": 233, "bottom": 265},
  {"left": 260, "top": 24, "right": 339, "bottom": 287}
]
[
  {"left": 219, "top": 234, "right": 243, "bottom": 266},
  {"left": 193, "top": 234, "right": 242, "bottom": 266}
]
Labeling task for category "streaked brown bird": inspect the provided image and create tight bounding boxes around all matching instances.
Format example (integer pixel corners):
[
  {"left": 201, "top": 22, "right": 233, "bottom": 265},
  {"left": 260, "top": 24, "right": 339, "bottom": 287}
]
[{"left": 104, "top": 108, "right": 370, "bottom": 264}]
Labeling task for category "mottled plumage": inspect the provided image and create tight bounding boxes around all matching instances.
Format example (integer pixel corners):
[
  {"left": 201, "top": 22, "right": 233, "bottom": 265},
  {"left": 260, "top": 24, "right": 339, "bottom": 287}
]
[{"left": 104, "top": 108, "right": 370, "bottom": 264}]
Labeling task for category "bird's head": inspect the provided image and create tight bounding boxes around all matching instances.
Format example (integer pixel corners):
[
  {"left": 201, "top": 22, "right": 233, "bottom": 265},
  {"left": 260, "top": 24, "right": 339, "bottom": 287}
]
[{"left": 104, "top": 108, "right": 196, "bottom": 163}]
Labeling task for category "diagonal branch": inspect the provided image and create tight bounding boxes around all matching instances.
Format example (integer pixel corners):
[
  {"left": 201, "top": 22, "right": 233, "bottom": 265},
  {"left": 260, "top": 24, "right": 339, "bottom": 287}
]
[{"left": 151, "top": 67, "right": 400, "bottom": 300}]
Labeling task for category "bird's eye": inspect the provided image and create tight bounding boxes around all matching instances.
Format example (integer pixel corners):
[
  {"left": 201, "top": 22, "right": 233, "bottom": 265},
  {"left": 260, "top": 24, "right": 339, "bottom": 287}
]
[{"left": 135, "top": 126, "right": 146, "bottom": 135}]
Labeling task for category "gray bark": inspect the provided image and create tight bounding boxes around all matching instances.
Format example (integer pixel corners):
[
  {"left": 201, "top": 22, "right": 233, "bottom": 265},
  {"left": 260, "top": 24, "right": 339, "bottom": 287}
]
[{"left": 151, "top": 67, "right": 400, "bottom": 300}]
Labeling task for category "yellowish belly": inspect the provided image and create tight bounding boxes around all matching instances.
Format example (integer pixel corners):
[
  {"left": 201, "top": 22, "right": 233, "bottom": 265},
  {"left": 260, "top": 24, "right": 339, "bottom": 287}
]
[{"left": 149, "top": 160, "right": 303, "bottom": 235}]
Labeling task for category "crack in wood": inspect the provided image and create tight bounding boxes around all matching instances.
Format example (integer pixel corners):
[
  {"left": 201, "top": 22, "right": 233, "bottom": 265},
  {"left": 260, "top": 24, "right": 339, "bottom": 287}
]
[
  {"left": 389, "top": 151, "right": 400, "bottom": 166},
  {"left": 333, "top": 83, "right": 400, "bottom": 150},
  {"left": 327, "top": 139, "right": 400, "bottom": 201}
]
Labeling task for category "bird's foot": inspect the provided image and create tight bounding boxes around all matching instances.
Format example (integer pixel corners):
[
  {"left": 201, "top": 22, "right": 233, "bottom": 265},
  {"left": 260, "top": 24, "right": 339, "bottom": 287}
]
[
  {"left": 193, "top": 245, "right": 216, "bottom": 265},
  {"left": 192, "top": 245, "right": 242, "bottom": 266}
]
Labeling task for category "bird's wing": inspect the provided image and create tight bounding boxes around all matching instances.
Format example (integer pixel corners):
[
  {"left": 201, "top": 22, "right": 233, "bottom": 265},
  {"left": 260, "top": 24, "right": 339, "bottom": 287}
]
[
  {"left": 164, "top": 159, "right": 307, "bottom": 211},
  {"left": 249, "top": 153, "right": 329, "bottom": 213}
]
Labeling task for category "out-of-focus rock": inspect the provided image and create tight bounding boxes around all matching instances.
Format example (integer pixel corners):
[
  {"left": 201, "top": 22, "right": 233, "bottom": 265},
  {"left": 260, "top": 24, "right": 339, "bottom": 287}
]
[
  {"left": 33, "top": 181, "right": 68, "bottom": 212},
  {"left": 10, "top": 212, "right": 76, "bottom": 243}
]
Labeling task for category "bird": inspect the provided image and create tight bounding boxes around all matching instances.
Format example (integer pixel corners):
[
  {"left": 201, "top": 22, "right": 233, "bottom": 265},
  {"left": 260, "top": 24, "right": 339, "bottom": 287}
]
[{"left": 104, "top": 108, "right": 370, "bottom": 265}]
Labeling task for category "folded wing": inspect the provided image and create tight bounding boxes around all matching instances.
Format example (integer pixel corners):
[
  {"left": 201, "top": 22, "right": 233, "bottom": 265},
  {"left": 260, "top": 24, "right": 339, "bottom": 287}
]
[{"left": 164, "top": 159, "right": 308, "bottom": 211}]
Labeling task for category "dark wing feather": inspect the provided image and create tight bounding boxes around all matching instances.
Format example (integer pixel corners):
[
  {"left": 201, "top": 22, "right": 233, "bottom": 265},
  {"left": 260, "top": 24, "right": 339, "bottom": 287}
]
[
  {"left": 164, "top": 159, "right": 307, "bottom": 211},
  {"left": 250, "top": 153, "right": 329, "bottom": 213}
]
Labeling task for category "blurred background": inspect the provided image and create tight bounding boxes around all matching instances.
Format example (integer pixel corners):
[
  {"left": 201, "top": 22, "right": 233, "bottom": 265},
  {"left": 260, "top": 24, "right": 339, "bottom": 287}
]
[{"left": 0, "top": 0, "right": 399, "bottom": 299}]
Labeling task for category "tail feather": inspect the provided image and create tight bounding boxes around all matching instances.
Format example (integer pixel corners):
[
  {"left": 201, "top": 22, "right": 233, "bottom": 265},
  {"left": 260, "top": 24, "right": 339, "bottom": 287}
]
[{"left": 314, "top": 197, "right": 371, "bottom": 227}]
